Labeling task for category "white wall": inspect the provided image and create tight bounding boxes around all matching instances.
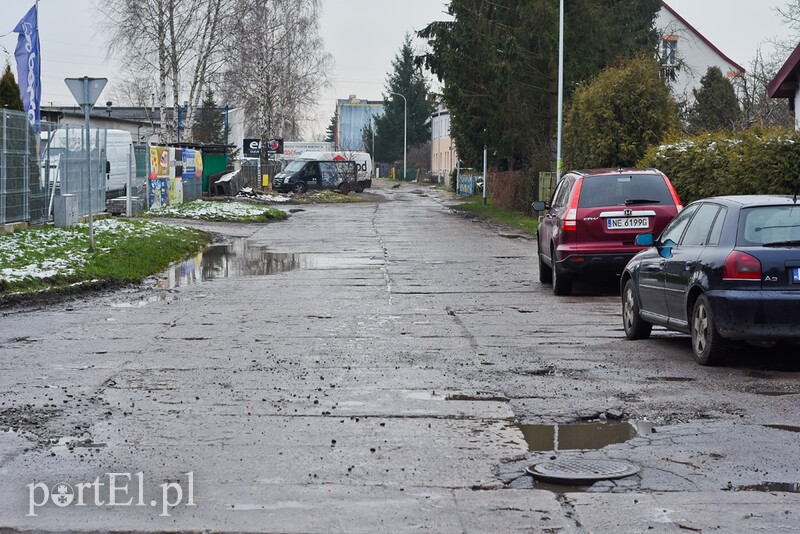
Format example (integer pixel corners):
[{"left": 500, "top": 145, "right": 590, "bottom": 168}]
[{"left": 656, "top": 7, "right": 743, "bottom": 105}]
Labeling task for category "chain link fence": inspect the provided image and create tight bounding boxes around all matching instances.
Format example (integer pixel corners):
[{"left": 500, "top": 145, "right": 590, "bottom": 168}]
[{"left": 0, "top": 110, "right": 47, "bottom": 226}]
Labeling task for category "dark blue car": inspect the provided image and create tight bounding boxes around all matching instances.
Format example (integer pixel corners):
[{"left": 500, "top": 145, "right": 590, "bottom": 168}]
[{"left": 620, "top": 195, "right": 800, "bottom": 365}]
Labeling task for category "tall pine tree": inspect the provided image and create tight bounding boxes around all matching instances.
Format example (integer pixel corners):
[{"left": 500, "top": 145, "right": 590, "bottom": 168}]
[
  {"left": 192, "top": 89, "right": 225, "bottom": 144},
  {"left": 419, "top": 0, "right": 661, "bottom": 170},
  {"left": 373, "top": 34, "right": 433, "bottom": 165}
]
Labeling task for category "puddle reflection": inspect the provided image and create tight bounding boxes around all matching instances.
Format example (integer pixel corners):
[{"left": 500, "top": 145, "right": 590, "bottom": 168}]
[
  {"left": 157, "top": 241, "right": 302, "bottom": 288},
  {"left": 517, "top": 421, "right": 652, "bottom": 452}
]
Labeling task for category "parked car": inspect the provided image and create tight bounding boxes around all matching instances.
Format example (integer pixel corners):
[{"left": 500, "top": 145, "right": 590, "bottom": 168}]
[
  {"left": 534, "top": 168, "right": 683, "bottom": 295},
  {"left": 272, "top": 159, "right": 360, "bottom": 194},
  {"left": 621, "top": 195, "right": 800, "bottom": 365}
]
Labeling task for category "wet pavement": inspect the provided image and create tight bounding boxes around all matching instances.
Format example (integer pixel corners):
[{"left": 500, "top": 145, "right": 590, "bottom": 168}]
[{"left": 1, "top": 180, "right": 799, "bottom": 532}]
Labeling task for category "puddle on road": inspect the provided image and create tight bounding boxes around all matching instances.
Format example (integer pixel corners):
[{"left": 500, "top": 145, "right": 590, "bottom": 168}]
[
  {"left": 157, "top": 243, "right": 302, "bottom": 288},
  {"left": 733, "top": 482, "right": 800, "bottom": 493},
  {"left": 517, "top": 421, "right": 654, "bottom": 452},
  {"left": 155, "top": 239, "right": 382, "bottom": 289}
]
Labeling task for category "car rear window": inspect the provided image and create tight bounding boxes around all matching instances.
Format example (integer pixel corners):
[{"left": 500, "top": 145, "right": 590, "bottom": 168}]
[
  {"left": 578, "top": 174, "right": 673, "bottom": 208},
  {"left": 738, "top": 205, "right": 800, "bottom": 245}
]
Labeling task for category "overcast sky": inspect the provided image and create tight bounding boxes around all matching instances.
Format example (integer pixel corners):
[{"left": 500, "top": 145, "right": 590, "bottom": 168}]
[{"left": 1, "top": 0, "right": 796, "bottom": 139}]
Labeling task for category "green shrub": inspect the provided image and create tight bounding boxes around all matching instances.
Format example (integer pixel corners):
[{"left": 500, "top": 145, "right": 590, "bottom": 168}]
[
  {"left": 639, "top": 129, "right": 800, "bottom": 204},
  {"left": 564, "top": 56, "right": 679, "bottom": 169}
]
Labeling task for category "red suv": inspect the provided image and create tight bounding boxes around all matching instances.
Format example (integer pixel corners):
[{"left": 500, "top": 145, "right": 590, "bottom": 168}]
[{"left": 534, "top": 168, "right": 682, "bottom": 295}]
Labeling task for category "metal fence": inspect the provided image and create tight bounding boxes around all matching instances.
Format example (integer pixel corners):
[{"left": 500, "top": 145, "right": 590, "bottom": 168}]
[
  {"left": 0, "top": 110, "right": 47, "bottom": 225},
  {"left": 48, "top": 126, "right": 108, "bottom": 218}
]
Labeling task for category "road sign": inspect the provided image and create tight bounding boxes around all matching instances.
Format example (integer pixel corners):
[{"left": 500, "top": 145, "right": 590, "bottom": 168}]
[{"left": 64, "top": 77, "right": 107, "bottom": 112}]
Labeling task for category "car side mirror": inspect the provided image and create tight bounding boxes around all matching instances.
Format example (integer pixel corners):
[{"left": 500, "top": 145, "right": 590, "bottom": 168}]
[
  {"left": 635, "top": 233, "right": 654, "bottom": 246},
  {"left": 532, "top": 201, "right": 547, "bottom": 212},
  {"left": 658, "top": 238, "right": 677, "bottom": 259}
]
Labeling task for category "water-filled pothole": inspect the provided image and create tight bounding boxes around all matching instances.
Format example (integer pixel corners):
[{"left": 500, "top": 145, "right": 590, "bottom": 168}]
[
  {"left": 733, "top": 482, "right": 800, "bottom": 493},
  {"left": 157, "top": 243, "right": 301, "bottom": 288},
  {"left": 156, "top": 239, "right": 380, "bottom": 288},
  {"left": 517, "top": 420, "right": 654, "bottom": 452}
]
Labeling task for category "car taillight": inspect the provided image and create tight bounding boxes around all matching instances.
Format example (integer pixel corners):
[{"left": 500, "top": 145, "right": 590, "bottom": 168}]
[
  {"left": 663, "top": 175, "right": 683, "bottom": 212},
  {"left": 723, "top": 251, "right": 761, "bottom": 281},
  {"left": 562, "top": 180, "right": 582, "bottom": 231}
]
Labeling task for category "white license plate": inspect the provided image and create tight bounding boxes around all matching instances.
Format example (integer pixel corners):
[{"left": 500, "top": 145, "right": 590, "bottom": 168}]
[
  {"left": 792, "top": 267, "right": 800, "bottom": 284},
  {"left": 606, "top": 217, "right": 649, "bottom": 230}
]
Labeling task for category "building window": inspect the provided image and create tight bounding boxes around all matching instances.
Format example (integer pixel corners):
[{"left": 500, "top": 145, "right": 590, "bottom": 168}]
[{"left": 661, "top": 36, "right": 678, "bottom": 67}]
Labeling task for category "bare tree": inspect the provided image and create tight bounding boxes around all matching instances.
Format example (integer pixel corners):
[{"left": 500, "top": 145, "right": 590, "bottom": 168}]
[
  {"left": 222, "top": 0, "right": 333, "bottom": 142},
  {"left": 735, "top": 47, "right": 793, "bottom": 130},
  {"left": 97, "top": 0, "right": 231, "bottom": 142}
]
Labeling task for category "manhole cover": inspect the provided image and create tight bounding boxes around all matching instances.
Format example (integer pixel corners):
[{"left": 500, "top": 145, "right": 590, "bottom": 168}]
[{"left": 526, "top": 458, "right": 640, "bottom": 484}]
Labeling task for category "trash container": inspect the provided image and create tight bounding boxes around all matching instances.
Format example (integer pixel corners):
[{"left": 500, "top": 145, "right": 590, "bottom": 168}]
[{"left": 54, "top": 194, "right": 78, "bottom": 227}]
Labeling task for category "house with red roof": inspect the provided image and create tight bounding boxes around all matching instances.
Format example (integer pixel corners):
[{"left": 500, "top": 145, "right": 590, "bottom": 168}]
[
  {"left": 657, "top": 2, "right": 746, "bottom": 104},
  {"left": 767, "top": 42, "right": 800, "bottom": 129}
]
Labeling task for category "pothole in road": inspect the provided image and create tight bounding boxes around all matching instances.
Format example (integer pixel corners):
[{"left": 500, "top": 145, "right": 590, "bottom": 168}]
[
  {"left": 517, "top": 420, "right": 654, "bottom": 452},
  {"left": 155, "top": 240, "right": 380, "bottom": 288},
  {"left": 157, "top": 244, "right": 302, "bottom": 288},
  {"left": 732, "top": 482, "right": 800, "bottom": 493}
]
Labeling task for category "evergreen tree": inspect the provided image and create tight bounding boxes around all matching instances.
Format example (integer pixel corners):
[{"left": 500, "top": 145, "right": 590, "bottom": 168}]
[
  {"left": 688, "top": 66, "right": 741, "bottom": 133},
  {"left": 325, "top": 111, "right": 338, "bottom": 144},
  {"left": 419, "top": 0, "right": 661, "bottom": 170},
  {"left": 192, "top": 89, "right": 225, "bottom": 144},
  {"left": 564, "top": 57, "right": 679, "bottom": 169},
  {"left": 373, "top": 34, "right": 433, "bottom": 165},
  {"left": 0, "top": 63, "right": 23, "bottom": 111}
]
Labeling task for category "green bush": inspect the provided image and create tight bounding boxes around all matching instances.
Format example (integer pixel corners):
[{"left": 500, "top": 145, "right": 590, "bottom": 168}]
[
  {"left": 639, "top": 129, "right": 800, "bottom": 204},
  {"left": 564, "top": 56, "right": 679, "bottom": 169}
]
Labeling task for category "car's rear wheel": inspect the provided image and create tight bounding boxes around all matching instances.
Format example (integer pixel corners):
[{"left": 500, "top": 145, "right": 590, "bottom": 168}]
[
  {"left": 622, "top": 279, "right": 652, "bottom": 340},
  {"left": 691, "top": 294, "right": 726, "bottom": 366},
  {"left": 538, "top": 237, "right": 552, "bottom": 283},
  {"left": 551, "top": 251, "right": 572, "bottom": 296}
]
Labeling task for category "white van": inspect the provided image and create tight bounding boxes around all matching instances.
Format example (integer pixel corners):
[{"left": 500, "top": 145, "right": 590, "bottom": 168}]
[
  {"left": 44, "top": 129, "right": 135, "bottom": 199},
  {"left": 298, "top": 151, "right": 373, "bottom": 181}
]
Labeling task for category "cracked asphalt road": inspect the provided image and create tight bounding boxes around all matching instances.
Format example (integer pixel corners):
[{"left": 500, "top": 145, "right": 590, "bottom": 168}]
[{"left": 1, "top": 180, "right": 799, "bottom": 532}]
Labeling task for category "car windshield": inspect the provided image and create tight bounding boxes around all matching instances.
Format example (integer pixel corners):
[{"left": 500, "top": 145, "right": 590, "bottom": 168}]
[
  {"left": 578, "top": 174, "right": 673, "bottom": 208},
  {"left": 738, "top": 205, "right": 800, "bottom": 246},
  {"left": 284, "top": 160, "right": 306, "bottom": 172}
]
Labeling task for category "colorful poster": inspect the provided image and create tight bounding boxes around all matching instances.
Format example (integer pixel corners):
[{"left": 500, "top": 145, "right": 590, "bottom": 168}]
[
  {"left": 195, "top": 150, "right": 203, "bottom": 178},
  {"left": 148, "top": 179, "right": 167, "bottom": 209},
  {"left": 149, "top": 146, "right": 170, "bottom": 179},
  {"left": 182, "top": 148, "right": 196, "bottom": 178},
  {"left": 167, "top": 177, "right": 183, "bottom": 205}
]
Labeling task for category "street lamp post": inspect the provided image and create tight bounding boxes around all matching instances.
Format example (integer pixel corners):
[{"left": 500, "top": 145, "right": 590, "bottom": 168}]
[{"left": 389, "top": 92, "right": 407, "bottom": 181}]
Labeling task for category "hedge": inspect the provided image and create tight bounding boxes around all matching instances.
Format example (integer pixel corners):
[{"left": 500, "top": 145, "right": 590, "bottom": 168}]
[{"left": 638, "top": 129, "right": 800, "bottom": 204}]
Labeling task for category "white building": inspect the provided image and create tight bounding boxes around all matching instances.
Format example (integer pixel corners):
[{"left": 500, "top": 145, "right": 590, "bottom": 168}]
[
  {"left": 431, "top": 105, "right": 457, "bottom": 185},
  {"left": 657, "top": 1, "right": 745, "bottom": 104},
  {"left": 768, "top": 42, "right": 800, "bottom": 130}
]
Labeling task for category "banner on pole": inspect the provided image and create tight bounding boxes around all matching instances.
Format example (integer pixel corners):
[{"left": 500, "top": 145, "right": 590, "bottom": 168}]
[{"left": 13, "top": 4, "right": 41, "bottom": 133}]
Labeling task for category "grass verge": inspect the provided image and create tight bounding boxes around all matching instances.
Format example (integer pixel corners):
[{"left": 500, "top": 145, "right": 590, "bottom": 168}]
[
  {"left": 145, "top": 199, "right": 289, "bottom": 222},
  {"left": 454, "top": 198, "right": 539, "bottom": 235},
  {"left": 0, "top": 219, "right": 210, "bottom": 301}
]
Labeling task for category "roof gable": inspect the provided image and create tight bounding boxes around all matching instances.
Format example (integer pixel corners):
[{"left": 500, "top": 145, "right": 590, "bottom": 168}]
[
  {"left": 660, "top": 1, "right": 745, "bottom": 74},
  {"left": 768, "top": 41, "right": 800, "bottom": 99}
]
